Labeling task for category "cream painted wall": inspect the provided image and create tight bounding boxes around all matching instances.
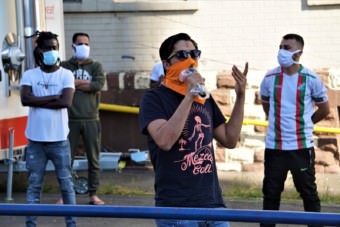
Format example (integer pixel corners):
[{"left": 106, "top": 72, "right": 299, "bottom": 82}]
[{"left": 63, "top": 0, "right": 340, "bottom": 74}]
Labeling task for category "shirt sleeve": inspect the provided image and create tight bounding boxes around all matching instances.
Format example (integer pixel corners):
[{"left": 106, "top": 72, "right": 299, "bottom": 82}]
[
  {"left": 62, "top": 68, "right": 75, "bottom": 89},
  {"left": 20, "top": 70, "right": 32, "bottom": 87},
  {"left": 139, "top": 90, "right": 167, "bottom": 135},
  {"left": 260, "top": 76, "right": 270, "bottom": 103},
  {"left": 210, "top": 97, "right": 227, "bottom": 129},
  {"left": 311, "top": 73, "right": 328, "bottom": 104},
  {"left": 90, "top": 62, "right": 105, "bottom": 92}
]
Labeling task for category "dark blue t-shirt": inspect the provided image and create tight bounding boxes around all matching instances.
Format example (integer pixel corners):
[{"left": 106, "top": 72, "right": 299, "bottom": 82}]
[{"left": 139, "top": 85, "right": 226, "bottom": 208}]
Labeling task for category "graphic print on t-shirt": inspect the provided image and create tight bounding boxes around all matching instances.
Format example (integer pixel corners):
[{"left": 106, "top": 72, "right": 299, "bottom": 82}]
[
  {"left": 73, "top": 68, "right": 92, "bottom": 81},
  {"left": 175, "top": 105, "right": 213, "bottom": 175}
]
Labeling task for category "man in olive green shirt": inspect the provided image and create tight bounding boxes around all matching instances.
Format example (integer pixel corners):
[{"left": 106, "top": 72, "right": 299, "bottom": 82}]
[{"left": 61, "top": 32, "right": 106, "bottom": 205}]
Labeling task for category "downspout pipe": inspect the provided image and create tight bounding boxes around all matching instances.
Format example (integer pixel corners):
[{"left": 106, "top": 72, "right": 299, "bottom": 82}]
[
  {"left": 15, "top": 0, "right": 25, "bottom": 74},
  {"left": 23, "top": 0, "right": 38, "bottom": 70}
]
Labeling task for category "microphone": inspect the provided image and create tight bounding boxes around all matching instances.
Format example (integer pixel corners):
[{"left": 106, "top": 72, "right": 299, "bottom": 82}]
[
  {"left": 191, "top": 83, "right": 207, "bottom": 98},
  {"left": 179, "top": 67, "right": 209, "bottom": 99}
]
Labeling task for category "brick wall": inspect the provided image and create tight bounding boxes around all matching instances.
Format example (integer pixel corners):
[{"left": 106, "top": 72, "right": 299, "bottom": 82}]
[{"left": 100, "top": 69, "right": 340, "bottom": 173}]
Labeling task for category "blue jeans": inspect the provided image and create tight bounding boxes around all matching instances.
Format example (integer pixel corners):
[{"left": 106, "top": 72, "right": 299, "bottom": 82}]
[
  {"left": 25, "top": 140, "right": 76, "bottom": 227},
  {"left": 155, "top": 219, "right": 230, "bottom": 227}
]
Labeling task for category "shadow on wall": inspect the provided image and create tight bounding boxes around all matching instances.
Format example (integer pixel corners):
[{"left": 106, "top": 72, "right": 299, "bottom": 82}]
[
  {"left": 99, "top": 72, "right": 149, "bottom": 152},
  {"left": 100, "top": 110, "right": 148, "bottom": 153}
]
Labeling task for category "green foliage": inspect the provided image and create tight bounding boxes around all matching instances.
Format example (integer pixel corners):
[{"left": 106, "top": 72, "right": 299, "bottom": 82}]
[{"left": 220, "top": 178, "right": 340, "bottom": 204}]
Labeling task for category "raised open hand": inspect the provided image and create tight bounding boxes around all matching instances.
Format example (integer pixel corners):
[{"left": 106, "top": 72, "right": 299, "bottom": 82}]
[{"left": 231, "top": 62, "right": 248, "bottom": 96}]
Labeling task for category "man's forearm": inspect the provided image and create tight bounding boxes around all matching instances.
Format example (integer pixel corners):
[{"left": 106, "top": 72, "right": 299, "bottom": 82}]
[
  {"left": 312, "top": 102, "right": 330, "bottom": 124},
  {"left": 75, "top": 79, "right": 92, "bottom": 91},
  {"left": 148, "top": 93, "right": 195, "bottom": 151},
  {"left": 22, "top": 95, "right": 59, "bottom": 107},
  {"left": 225, "top": 94, "right": 245, "bottom": 142},
  {"left": 312, "top": 110, "right": 328, "bottom": 124}
]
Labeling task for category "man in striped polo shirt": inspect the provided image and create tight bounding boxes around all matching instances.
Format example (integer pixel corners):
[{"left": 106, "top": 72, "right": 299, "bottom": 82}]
[{"left": 260, "top": 34, "right": 330, "bottom": 227}]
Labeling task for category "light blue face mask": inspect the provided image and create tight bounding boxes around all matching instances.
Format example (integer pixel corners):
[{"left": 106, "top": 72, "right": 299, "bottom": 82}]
[{"left": 43, "top": 50, "right": 60, "bottom": 66}]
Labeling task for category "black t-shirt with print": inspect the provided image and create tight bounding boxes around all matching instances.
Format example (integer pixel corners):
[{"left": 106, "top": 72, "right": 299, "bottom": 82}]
[{"left": 139, "top": 85, "right": 226, "bottom": 208}]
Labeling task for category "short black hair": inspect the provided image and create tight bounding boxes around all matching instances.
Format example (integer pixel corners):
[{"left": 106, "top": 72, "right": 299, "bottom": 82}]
[
  {"left": 283, "top": 33, "right": 304, "bottom": 49},
  {"left": 36, "top": 31, "right": 59, "bottom": 49},
  {"left": 159, "top": 33, "right": 198, "bottom": 60},
  {"left": 72, "top": 32, "right": 90, "bottom": 43}
]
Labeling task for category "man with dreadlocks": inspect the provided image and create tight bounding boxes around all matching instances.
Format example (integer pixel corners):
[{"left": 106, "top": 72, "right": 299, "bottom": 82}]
[{"left": 20, "top": 31, "right": 76, "bottom": 227}]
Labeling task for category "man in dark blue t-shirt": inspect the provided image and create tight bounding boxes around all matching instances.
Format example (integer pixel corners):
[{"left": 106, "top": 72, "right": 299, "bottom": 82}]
[{"left": 139, "top": 33, "right": 248, "bottom": 227}]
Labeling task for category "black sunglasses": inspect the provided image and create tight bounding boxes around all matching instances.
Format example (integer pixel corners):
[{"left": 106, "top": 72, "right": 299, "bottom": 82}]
[{"left": 167, "top": 49, "right": 201, "bottom": 60}]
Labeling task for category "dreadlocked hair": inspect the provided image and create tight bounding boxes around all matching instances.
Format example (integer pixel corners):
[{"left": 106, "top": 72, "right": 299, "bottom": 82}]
[
  {"left": 34, "top": 31, "right": 59, "bottom": 66},
  {"left": 35, "top": 31, "right": 59, "bottom": 48}
]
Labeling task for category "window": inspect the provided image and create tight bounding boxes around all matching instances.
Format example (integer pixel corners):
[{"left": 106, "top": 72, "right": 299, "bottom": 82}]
[{"left": 307, "top": 0, "right": 340, "bottom": 6}]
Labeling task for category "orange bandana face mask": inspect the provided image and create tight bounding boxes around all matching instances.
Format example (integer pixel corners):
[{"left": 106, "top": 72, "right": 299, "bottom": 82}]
[{"left": 163, "top": 58, "right": 205, "bottom": 104}]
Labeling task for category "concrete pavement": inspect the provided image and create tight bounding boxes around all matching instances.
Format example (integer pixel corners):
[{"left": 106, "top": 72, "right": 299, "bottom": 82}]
[
  {"left": 1, "top": 167, "right": 340, "bottom": 226},
  {"left": 1, "top": 193, "right": 340, "bottom": 227}
]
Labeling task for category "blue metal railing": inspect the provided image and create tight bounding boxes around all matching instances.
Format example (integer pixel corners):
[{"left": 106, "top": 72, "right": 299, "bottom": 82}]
[{"left": 1, "top": 204, "right": 340, "bottom": 226}]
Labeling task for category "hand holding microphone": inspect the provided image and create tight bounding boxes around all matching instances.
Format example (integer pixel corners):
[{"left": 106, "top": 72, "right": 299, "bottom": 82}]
[{"left": 179, "top": 67, "right": 209, "bottom": 100}]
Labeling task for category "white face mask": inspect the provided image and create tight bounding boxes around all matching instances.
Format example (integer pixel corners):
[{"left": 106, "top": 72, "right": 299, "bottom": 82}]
[
  {"left": 73, "top": 44, "right": 90, "bottom": 59},
  {"left": 277, "top": 49, "right": 301, "bottom": 68}
]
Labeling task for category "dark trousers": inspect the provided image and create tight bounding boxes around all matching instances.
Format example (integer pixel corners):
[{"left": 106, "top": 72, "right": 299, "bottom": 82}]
[
  {"left": 69, "top": 119, "right": 101, "bottom": 196},
  {"left": 260, "top": 147, "right": 322, "bottom": 227}
]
